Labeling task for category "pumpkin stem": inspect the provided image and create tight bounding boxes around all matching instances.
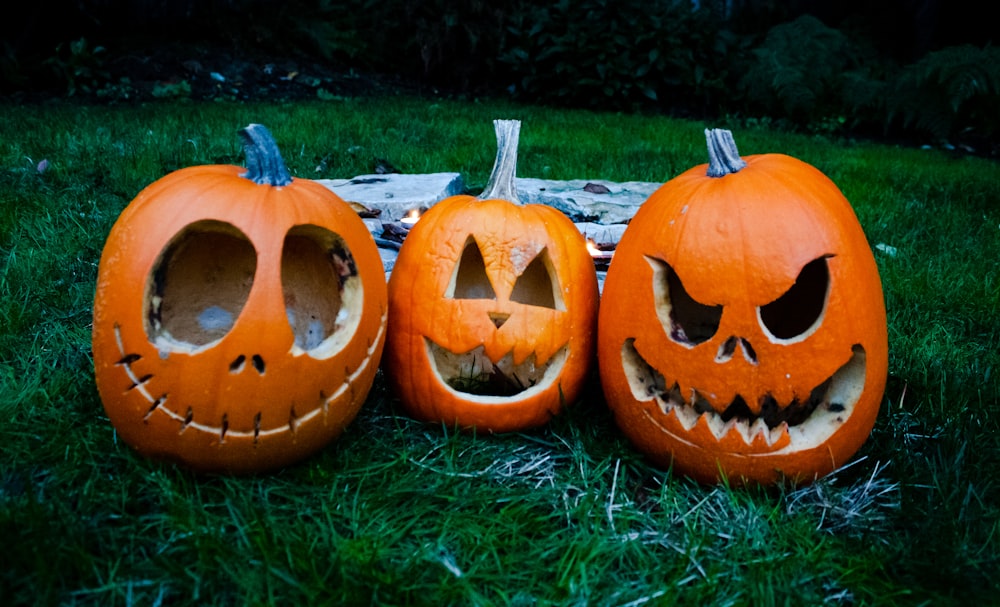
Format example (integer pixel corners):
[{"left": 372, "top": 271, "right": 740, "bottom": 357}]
[
  {"left": 705, "top": 128, "right": 747, "bottom": 178},
  {"left": 239, "top": 123, "right": 293, "bottom": 187},
  {"left": 479, "top": 119, "right": 522, "bottom": 203}
]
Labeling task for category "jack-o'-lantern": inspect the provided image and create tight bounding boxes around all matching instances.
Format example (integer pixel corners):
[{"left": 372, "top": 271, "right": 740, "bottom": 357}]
[
  {"left": 92, "top": 124, "right": 387, "bottom": 473},
  {"left": 598, "top": 129, "right": 887, "bottom": 485},
  {"left": 385, "top": 120, "right": 599, "bottom": 432}
]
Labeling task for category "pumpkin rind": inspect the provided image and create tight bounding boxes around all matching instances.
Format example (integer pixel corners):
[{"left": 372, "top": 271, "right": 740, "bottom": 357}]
[
  {"left": 598, "top": 129, "right": 888, "bottom": 485},
  {"left": 385, "top": 120, "right": 599, "bottom": 432},
  {"left": 92, "top": 124, "right": 387, "bottom": 473}
]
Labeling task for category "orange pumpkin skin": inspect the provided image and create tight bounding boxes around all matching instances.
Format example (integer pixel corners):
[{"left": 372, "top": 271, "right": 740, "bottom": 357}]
[
  {"left": 92, "top": 125, "right": 387, "bottom": 473},
  {"left": 598, "top": 130, "right": 887, "bottom": 485},
  {"left": 385, "top": 120, "right": 599, "bottom": 432},
  {"left": 386, "top": 196, "right": 598, "bottom": 432}
]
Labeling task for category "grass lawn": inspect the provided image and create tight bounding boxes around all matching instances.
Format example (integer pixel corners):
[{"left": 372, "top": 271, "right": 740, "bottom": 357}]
[{"left": 1, "top": 96, "right": 998, "bottom": 605}]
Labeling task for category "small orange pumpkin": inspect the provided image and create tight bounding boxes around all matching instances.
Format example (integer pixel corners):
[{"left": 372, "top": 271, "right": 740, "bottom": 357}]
[
  {"left": 92, "top": 124, "right": 387, "bottom": 473},
  {"left": 385, "top": 120, "right": 599, "bottom": 432},
  {"left": 598, "top": 129, "right": 888, "bottom": 485}
]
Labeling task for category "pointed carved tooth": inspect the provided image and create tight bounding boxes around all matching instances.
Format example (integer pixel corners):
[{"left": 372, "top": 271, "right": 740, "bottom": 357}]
[
  {"left": 770, "top": 422, "right": 791, "bottom": 449},
  {"left": 655, "top": 394, "right": 672, "bottom": 415},
  {"left": 749, "top": 418, "right": 770, "bottom": 443},
  {"left": 673, "top": 404, "right": 700, "bottom": 430},
  {"left": 668, "top": 385, "right": 684, "bottom": 407},
  {"left": 731, "top": 417, "right": 753, "bottom": 444},
  {"left": 706, "top": 412, "right": 731, "bottom": 439}
]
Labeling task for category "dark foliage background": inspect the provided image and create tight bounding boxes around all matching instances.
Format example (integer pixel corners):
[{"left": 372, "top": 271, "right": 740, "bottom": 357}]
[{"left": 2, "top": 0, "right": 997, "bottom": 153}]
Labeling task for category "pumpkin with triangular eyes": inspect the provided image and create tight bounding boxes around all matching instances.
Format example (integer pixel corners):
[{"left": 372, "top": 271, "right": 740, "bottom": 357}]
[
  {"left": 92, "top": 125, "right": 387, "bottom": 473},
  {"left": 598, "top": 129, "right": 888, "bottom": 485},
  {"left": 385, "top": 120, "right": 599, "bottom": 432}
]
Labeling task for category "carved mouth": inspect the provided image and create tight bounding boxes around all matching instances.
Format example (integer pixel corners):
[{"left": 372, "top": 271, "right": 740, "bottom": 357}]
[
  {"left": 425, "top": 337, "right": 568, "bottom": 400},
  {"left": 112, "top": 312, "right": 386, "bottom": 443},
  {"left": 622, "top": 339, "right": 866, "bottom": 449}
]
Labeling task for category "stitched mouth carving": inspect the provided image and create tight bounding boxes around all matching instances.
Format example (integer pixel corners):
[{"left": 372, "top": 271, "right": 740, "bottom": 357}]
[
  {"left": 425, "top": 337, "right": 568, "bottom": 399},
  {"left": 112, "top": 314, "right": 386, "bottom": 443},
  {"left": 622, "top": 338, "right": 867, "bottom": 449}
]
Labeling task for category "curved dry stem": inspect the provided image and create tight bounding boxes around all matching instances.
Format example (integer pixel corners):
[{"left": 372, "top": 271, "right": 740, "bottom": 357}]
[
  {"left": 479, "top": 119, "right": 523, "bottom": 204},
  {"left": 239, "top": 123, "right": 293, "bottom": 187},
  {"left": 705, "top": 128, "right": 747, "bottom": 178}
]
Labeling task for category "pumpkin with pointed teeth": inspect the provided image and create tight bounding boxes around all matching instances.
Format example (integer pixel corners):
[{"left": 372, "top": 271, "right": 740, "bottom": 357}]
[
  {"left": 598, "top": 129, "right": 887, "bottom": 485},
  {"left": 385, "top": 120, "right": 599, "bottom": 432}
]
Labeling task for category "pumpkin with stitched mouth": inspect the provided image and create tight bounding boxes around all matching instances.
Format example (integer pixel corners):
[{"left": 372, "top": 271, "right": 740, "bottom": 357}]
[
  {"left": 598, "top": 129, "right": 888, "bottom": 485},
  {"left": 92, "top": 124, "right": 387, "bottom": 473},
  {"left": 385, "top": 120, "right": 599, "bottom": 432}
]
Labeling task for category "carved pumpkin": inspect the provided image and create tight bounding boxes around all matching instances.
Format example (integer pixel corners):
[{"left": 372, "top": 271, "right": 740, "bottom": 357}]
[
  {"left": 598, "top": 129, "right": 888, "bottom": 485},
  {"left": 385, "top": 120, "right": 599, "bottom": 432},
  {"left": 92, "top": 124, "right": 387, "bottom": 473}
]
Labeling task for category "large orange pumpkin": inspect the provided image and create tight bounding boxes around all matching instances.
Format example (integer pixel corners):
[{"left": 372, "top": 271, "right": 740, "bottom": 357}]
[
  {"left": 598, "top": 129, "right": 887, "bottom": 485},
  {"left": 92, "top": 124, "right": 387, "bottom": 473},
  {"left": 385, "top": 120, "right": 599, "bottom": 432}
]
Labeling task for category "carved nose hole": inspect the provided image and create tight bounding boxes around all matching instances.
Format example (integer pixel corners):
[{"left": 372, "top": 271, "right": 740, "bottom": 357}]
[
  {"left": 230, "top": 354, "right": 265, "bottom": 374},
  {"left": 489, "top": 312, "right": 510, "bottom": 329},
  {"left": 715, "top": 337, "right": 758, "bottom": 365},
  {"left": 716, "top": 336, "right": 738, "bottom": 362}
]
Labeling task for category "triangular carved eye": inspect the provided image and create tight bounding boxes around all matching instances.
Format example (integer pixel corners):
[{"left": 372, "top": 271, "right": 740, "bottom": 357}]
[
  {"left": 511, "top": 248, "right": 560, "bottom": 310},
  {"left": 648, "top": 256, "right": 722, "bottom": 346},
  {"left": 449, "top": 237, "right": 497, "bottom": 300},
  {"left": 759, "top": 256, "right": 830, "bottom": 341}
]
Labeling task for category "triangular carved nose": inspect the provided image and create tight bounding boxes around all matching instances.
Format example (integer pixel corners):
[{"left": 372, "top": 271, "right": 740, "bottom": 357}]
[
  {"left": 715, "top": 336, "right": 758, "bottom": 365},
  {"left": 489, "top": 312, "right": 510, "bottom": 329}
]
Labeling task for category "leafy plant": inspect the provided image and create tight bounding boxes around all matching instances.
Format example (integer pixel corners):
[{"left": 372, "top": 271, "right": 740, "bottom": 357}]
[
  {"left": 44, "top": 38, "right": 110, "bottom": 96},
  {"left": 740, "top": 15, "right": 869, "bottom": 128},
  {"left": 501, "top": 0, "right": 749, "bottom": 113},
  {"left": 885, "top": 44, "right": 1000, "bottom": 144}
]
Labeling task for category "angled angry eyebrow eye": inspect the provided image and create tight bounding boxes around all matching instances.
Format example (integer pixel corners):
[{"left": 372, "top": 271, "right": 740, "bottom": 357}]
[
  {"left": 758, "top": 256, "right": 831, "bottom": 341},
  {"left": 647, "top": 256, "right": 722, "bottom": 346}
]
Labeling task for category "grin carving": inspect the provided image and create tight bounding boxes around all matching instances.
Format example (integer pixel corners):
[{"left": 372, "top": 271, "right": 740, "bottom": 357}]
[
  {"left": 425, "top": 338, "right": 569, "bottom": 399},
  {"left": 623, "top": 339, "right": 866, "bottom": 452}
]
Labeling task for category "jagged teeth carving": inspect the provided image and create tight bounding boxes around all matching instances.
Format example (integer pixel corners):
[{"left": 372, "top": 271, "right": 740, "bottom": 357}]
[
  {"left": 623, "top": 339, "right": 866, "bottom": 447},
  {"left": 749, "top": 418, "right": 770, "bottom": 443},
  {"left": 770, "top": 422, "right": 788, "bottom": 445},
  {"left": 673, "top": 403, "right": 700, "bottom": 431},
  {"left": 705, "top": 413, "right": 728, "bottom": 439}
]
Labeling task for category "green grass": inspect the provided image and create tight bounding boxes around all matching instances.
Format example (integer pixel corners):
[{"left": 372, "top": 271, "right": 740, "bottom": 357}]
[{"left": 1, "top": 95, "right": 998, "bottom": 606}]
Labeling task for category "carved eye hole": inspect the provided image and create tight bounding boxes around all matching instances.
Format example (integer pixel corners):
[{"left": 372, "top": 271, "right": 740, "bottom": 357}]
[
  {"left": 511, "top": 248, "right": 561, "bottom": 310},
  {"left": 648, "top": 256, "right": 722, "bottom": 346},
  {"left": 146, "top": 220, "right": 256, "bottom": 349},
  {"left": 448, "top": 237, "right": 497, "bottom": 300},
  {"left": 758, "top": 256, "right": 830, "bottom": 341},
  {"left": 282, "top": 225, "right": 360, "bottom": 354}
]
